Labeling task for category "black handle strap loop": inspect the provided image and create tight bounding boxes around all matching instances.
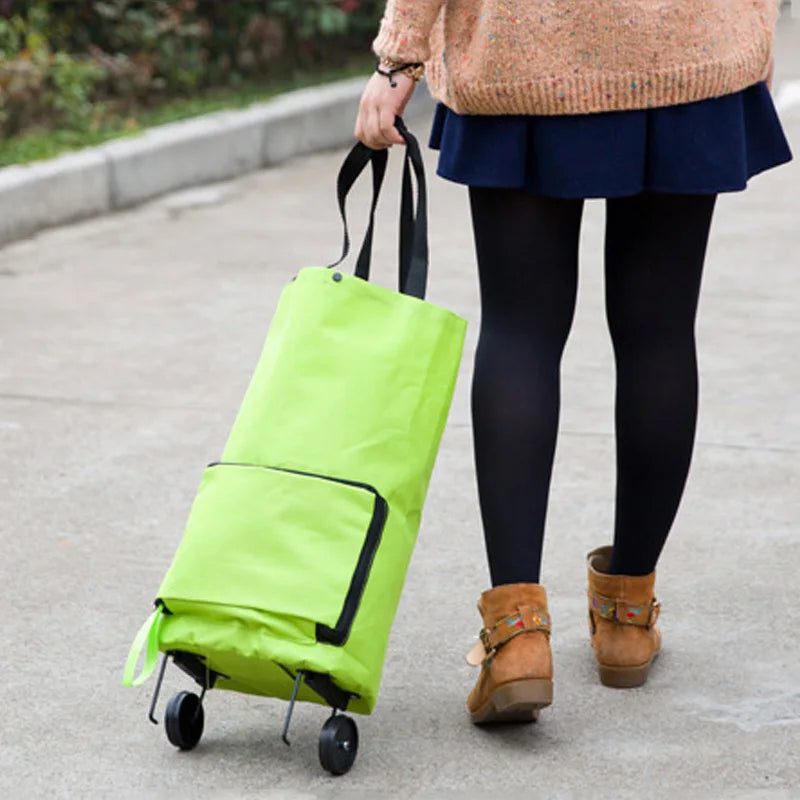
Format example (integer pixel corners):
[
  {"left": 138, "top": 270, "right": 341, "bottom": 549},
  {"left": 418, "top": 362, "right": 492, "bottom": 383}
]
[
  {"left": 328, "top": 142, "right": 388, "bottom": 281},
  {"left": 328, "top": 117, "right": 428, "bottom": 300},
  {"left": 395, "top": 116, "right": 428, "bottom": 299}
]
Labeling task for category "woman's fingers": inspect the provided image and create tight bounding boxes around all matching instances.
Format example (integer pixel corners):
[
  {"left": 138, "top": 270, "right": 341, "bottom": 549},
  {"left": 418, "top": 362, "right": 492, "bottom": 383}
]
[
  {"left": 380, "top": 105, "right": 405, "bottom": 146},
  {"left": 354, "top": 101, "right": 365, "bottom": 142},
  {"left": 366, "top": 106, "right": 389, "bottom": 150},
  {"left": 362, "top": 104, "right": 396, "bottom": 149},
  {"left": 355, "top": 100, "right": 385, "bottom": 149}
]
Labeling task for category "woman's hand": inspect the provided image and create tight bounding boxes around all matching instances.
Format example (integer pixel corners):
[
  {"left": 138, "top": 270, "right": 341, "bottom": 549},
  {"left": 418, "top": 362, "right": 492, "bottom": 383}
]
[{"left": 355, "top": 71, "right": 416, "bottom": 149}]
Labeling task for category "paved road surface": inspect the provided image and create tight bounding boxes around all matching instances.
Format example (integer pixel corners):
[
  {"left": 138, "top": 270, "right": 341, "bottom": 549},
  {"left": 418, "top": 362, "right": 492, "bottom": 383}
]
[{"left": 2, "top": 13, "right": 799, "bottom": 800}]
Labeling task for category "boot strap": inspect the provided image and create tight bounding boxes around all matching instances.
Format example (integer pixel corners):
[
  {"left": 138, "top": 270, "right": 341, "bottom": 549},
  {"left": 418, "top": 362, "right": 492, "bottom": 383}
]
[
  {"left": 466, "top": 606, "right": 551, "bottom": 667},
  {"left": 588, "top": 590, "right": 660, "bottom": 627}
]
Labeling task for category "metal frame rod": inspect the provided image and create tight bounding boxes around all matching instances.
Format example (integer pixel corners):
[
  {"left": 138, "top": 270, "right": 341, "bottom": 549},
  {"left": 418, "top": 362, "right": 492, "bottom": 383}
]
[
  {"left": 192, "top": 663, "right": 210, "bottom": 724},
  {"left": 148, "top": 653, "right": 169, "bottom": 725},
  {"left": 281, "top": 671, "right": 304, "bottom": 747}
]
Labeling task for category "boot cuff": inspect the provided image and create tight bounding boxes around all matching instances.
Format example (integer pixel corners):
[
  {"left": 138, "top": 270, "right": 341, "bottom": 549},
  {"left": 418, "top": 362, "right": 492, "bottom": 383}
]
[
  {"left": 479, "top": 583, "right": 548, "bottom": 625},
  {"left": 587, "top": 546, "right": 656, "bottom": 605}
]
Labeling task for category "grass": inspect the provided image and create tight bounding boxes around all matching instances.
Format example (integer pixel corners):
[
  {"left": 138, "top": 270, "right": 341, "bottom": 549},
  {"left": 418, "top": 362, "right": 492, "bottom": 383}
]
[{"left": 0, "top": 60, "right": 372, "bottom": 168}]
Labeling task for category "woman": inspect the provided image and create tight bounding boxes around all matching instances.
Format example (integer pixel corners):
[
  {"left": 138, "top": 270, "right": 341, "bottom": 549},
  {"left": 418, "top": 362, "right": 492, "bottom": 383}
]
[{"left": 355, "top": 1, "right": 792, "bottom": 724}]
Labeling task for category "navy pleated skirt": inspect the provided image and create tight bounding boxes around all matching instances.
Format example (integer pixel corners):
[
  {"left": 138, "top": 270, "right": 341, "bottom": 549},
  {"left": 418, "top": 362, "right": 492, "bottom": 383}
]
[{"left": 429, "top": 82, "right": 792, "bottom": 198}]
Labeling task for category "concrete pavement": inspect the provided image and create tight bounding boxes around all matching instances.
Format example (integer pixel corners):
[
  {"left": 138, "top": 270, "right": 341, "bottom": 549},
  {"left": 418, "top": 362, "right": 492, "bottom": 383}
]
[{"left": 1, "top": 15, "right": 799, "bottom": 800}]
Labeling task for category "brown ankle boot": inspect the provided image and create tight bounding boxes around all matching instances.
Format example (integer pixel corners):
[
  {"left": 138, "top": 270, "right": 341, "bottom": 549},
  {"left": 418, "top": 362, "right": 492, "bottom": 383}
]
[
  {"left": 587, "top": 546, "right": 662, "bottom": 688},
  {"left": 465, "top": 583, "right": 553, "bottom": 724}
]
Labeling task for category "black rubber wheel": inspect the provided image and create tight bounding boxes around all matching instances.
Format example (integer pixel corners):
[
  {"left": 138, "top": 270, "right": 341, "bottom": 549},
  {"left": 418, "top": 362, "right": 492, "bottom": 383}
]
[
  {"left": 318, "top": 715, "right": 358, "bottom": 776},
  {"left": 164, "top": 691, "right": 204, "bottom": 751}
]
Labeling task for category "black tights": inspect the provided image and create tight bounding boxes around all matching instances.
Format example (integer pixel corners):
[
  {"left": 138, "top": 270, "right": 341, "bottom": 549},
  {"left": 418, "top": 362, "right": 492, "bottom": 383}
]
[{"left": 469, "top": 188, "right": 716, "bottom": 584}]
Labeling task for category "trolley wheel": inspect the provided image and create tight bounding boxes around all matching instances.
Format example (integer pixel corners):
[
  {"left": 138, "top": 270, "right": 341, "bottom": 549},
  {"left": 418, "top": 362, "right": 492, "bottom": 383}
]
[
  {"left": 318, "top": 714, "right": 358, "bottom": 776},
  {"left": 164, "top": 691, "right": 204, "bottom": 751}
]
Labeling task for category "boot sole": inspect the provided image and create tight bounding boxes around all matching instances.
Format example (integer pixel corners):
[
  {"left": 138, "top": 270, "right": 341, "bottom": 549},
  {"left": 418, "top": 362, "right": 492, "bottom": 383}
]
[
  {"left": 597, "top": 651, "right": 659, "bottom": 689},
  {"left": 470, "top": 678, "right": 553, "bottom": 725}
]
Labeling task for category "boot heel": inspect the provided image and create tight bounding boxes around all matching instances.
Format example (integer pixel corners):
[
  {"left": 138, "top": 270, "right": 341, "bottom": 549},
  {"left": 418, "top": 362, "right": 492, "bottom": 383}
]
[
  {"left": 471, "top": 678, "right": 553, "bottom": 724},
  {"left": 597, "top": 662, "right": 651, "bottom": 689}
]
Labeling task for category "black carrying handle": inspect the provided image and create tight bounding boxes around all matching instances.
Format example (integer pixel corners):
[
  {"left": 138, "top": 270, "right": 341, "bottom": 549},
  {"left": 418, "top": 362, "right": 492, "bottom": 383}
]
[{"left": 328, "top": 117, "right": 428, "bottom": 300}]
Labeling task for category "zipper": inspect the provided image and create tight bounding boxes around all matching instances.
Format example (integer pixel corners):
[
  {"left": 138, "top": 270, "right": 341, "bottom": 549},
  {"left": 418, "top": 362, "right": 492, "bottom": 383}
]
[{"left": 208, "top": 461, "right": 389, "bottom": 647}]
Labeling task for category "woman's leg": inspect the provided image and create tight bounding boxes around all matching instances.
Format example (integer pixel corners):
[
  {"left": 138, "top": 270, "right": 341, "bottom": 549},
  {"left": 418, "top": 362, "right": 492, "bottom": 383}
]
[
  {"left": 604, "top": 192, "right": 717, "bottom": 576},
  {"left": 469, "top": 187, "right": 584, "bottom": 586}
]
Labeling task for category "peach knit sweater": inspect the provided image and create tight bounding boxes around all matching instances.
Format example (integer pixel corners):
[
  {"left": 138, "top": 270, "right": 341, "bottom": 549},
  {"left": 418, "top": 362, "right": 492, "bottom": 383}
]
[{"left": 373, "top": 1, "right": 779, "bottom": 115}]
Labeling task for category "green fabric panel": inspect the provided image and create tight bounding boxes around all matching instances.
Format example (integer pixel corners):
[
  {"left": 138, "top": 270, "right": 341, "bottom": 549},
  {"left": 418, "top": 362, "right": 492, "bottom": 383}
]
[
  {"left": 158, "top": 464, "right": 380, "bottom": 629},
  {"left": 222, "top": 268, "right": 466, "bottom": 507},
  {"left": 158, "top": 604, "right": 372, "bottom": 714}
]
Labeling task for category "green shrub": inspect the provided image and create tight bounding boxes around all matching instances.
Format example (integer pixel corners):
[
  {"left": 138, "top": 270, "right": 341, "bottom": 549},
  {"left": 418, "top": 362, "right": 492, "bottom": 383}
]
[
  {"left": 0, "top": 3, "right": 92, "bottom": 135},
  {"left": 0, "top": 0, "right": 384, "bottom": 138}
]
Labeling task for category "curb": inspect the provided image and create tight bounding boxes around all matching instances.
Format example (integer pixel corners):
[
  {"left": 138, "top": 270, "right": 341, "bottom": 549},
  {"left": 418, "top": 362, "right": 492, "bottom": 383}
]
[{"left": 0, "top": 77, "right": 434, "bottom": 247}]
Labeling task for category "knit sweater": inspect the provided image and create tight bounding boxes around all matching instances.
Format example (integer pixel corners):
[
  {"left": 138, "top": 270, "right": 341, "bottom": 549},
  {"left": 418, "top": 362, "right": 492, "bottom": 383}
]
[{"left": 373, "top": 1, "right": 779, "bottom": 115}]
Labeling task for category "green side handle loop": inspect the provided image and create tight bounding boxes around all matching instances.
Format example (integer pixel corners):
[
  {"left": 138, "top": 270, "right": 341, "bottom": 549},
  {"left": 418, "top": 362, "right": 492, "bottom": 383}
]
[{"left": 122, "top": 607, "right": 165, "bottom": 687}]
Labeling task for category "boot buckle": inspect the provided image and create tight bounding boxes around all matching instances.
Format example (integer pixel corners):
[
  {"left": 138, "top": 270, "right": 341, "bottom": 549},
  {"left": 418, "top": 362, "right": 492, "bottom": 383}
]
[
  {"left": 465, "top": 629, "right": 495, "bottom": 667},
  {"left": 479, "top": 628, "right": 496, "bottom": 659}
]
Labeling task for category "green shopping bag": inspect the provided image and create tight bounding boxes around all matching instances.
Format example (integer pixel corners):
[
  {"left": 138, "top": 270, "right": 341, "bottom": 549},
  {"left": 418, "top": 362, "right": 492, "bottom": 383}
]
[{"left": 124, "top": 119, "right": 466, "bottom": 753}]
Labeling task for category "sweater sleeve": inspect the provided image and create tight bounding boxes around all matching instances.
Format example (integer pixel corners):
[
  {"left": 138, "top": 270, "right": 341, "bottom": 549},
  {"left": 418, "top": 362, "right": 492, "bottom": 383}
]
[
  {"left": 372, "top": 0, "right": 445, "bottom": 64},
  {"left": 758, "top": 0, "right": 781, "bottom": 29}
]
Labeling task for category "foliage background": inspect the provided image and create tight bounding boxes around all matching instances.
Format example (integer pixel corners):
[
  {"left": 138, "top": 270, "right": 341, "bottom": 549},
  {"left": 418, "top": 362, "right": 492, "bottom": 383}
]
[{"left": 0, "top": 1, "right": 384, "bottom": 139}]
